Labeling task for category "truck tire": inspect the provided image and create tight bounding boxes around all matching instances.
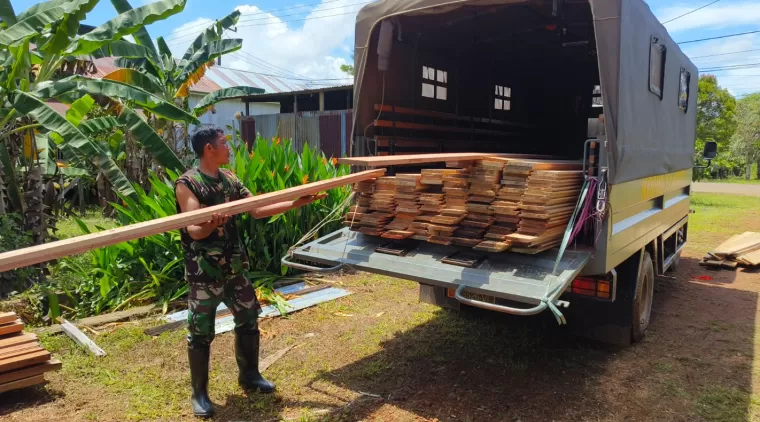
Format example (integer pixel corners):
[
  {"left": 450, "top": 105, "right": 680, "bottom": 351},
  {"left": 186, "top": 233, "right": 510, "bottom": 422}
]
[{"left": 631, "top": 252, "right": 654, "bottom": 343}]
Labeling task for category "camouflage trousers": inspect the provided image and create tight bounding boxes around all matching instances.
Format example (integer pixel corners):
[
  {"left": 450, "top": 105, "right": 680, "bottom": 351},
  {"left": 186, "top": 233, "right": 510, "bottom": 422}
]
[{"left": 186, "top": 275, "right": 261, "bottom": 345}]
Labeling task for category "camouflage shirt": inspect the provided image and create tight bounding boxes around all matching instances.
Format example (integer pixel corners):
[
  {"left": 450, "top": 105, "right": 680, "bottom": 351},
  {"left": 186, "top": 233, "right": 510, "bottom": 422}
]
[{"left": 175, "top": 168, "right": 252, "bottom": 283}]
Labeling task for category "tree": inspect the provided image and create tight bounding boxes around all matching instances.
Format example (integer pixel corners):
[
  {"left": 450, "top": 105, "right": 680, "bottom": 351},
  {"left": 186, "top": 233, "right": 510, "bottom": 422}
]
[
  {"left": 695, "top": 75, "right": 739, "bottom": 179},
  {"left": 731, "top": 93, "right": 760, "bottom": 180},
  {"left": 340, "top": 52, "right": 355, "bottom": 76},
  {"left": 96, "top": 1, "right": 263, "bottom": 157}
]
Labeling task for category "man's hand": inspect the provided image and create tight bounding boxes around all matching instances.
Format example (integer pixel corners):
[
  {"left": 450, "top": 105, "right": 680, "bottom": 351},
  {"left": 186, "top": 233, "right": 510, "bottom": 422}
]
[
  {"left": 294, "top": 193, "right": 328, "bottom": 207},
  {"left": 250, "top": 193, "right": 328, "bottom": 219},
  {"left": 206, "top": 213, "right": 230, "bottom": 228}
]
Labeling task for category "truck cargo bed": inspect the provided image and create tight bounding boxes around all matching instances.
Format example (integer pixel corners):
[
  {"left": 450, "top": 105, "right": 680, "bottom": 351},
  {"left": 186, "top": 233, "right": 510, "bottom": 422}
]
[{"left": 286, "top": 228, "right": 592, "bottom": 322}]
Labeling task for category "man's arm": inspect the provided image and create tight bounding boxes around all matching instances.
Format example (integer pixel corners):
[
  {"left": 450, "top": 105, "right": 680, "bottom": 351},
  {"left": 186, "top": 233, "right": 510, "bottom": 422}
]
[
  {"left": 176, "top": 183, "right": 229, "bottom": 240},
  {"left": 249, "top": 193, "right": 327, "bottom": 219}
]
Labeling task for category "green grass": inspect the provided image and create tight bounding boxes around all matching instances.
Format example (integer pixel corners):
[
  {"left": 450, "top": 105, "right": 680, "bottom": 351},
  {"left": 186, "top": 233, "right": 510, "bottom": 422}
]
[
  {"left": 696, "top": 386, "right": 759, "bottom": 422},
  {"left": 687, "top": 193, "right": 760, "bottom": 254}
]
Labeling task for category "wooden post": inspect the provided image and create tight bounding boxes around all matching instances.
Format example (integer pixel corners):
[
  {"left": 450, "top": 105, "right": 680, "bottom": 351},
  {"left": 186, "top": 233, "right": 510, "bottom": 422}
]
[{"left": 319, "top": 91, "right": 325, "bottom": 111}]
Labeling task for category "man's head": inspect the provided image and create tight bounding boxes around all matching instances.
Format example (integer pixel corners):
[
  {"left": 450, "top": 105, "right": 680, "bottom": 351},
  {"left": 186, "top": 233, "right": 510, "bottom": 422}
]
[{"left": 191, "top": 126, "right": 229, "bottom": 165}]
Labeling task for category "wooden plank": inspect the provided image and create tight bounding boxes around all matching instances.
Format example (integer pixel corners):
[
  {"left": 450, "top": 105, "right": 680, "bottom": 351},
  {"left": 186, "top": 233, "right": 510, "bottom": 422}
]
[
  {"left": 0, "top": 313, "right": 17, "bottom": 325},
  {"left": 0, "top": 359, "right": 60, "bottom": 385},
  {"left": 0, "top": 321, "right": 23, "bottom": 336},
  {"left": 0, "top": 169, "right": 386, "bottom": 273},
  {"left": 339, "top": 153, "right": 551, "bottom": 167},
  {"left": 736, "top": 248, "right": 760, "bottom": 266},
  {"left": 0, "top": 374, "right": 45, "bottom": 394},
  {"left": 36, "top": 304, "right": 159, "bottom": 335},
  {"left": 373, "top": 104, "right": 534, "bottom": 128},
  {"left": 0, "top": 333, "right": 37, "bottom": 349},
  {"left": 0, "top": 350, "right": 50, "bottom": 373},
  {"left": 374, "top": 120, "right": 518, "bottom": 136},
  {"left": 712, "top": 232, "right": 760, "bottom": 258},
  {"left": 0, "top": 343, "right": 42, "bottom": 359},
  {"left": 59, "top": 318, "right": 106, "bottom": 357}
]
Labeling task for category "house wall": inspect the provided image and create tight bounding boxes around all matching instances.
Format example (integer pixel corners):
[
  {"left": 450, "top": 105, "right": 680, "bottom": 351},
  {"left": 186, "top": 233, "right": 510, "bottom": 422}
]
[{"left": 188, "top": 95, "right": 279, "bottom": 134}]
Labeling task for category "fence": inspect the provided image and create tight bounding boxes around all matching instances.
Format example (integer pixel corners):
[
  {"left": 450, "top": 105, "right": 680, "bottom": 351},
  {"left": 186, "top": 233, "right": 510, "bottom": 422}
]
[{"left": 241, "top": 110, "right": 353, "bottom": 159}]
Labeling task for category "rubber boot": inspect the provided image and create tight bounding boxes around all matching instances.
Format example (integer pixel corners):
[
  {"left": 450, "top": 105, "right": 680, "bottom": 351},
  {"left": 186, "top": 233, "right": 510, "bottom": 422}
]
[
  {"left": 188, "top": 342, "right": 215, "bottom": 418},
  {"left": 235, "top": 328, "right": 275, "bottom": 393}
]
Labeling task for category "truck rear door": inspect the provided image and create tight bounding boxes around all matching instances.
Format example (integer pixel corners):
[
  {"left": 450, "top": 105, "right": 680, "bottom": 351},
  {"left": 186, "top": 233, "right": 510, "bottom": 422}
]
[{"left": 284, "top": 228, "right": 593, "bottom": 324}]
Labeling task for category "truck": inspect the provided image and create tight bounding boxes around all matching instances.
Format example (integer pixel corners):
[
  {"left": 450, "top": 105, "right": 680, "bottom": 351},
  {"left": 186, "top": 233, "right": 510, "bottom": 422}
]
[{"left": 283, "top": 0, "right": 717, "bottom": 346}]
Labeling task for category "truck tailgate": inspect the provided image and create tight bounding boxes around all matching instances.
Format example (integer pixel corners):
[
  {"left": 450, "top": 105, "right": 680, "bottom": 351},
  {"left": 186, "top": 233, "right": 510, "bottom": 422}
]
[{"left": 287, "top": 228, "right": 592, "bottom": 323}]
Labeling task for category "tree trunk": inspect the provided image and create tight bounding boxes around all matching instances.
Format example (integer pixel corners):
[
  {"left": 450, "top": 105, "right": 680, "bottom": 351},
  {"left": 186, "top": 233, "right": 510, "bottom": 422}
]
[{"left": 746, "top": 151, "right": 752, "bottom": 180}]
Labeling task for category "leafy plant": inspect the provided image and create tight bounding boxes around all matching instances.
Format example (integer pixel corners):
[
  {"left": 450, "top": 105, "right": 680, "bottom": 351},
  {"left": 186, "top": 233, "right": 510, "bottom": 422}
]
[
  {"left": 0, "top": 213, "right": 42, "bottom": 297},
  {"left": 53, "top": 136, "right": 350, "bottom": 317}
]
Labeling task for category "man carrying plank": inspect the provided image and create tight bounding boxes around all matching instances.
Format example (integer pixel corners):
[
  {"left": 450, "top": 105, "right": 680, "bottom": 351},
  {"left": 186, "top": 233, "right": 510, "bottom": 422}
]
[{"left": 175, "top": 127, "right": 323, "bottom": 418}]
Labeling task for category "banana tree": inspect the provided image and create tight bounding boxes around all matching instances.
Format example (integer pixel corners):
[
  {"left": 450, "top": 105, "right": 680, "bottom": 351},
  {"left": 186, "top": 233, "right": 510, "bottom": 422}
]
[
  {"left": 0, "top": 0, "right": 197, "bottom": 211},
  {"left": 96, "top": 1, "right": 264, "bottom": 154}
]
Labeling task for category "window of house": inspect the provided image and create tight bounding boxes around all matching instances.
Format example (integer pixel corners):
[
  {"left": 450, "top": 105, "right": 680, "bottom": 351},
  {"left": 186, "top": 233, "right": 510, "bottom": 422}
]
[
  {"left": 422, "top": 66, "right": 447, "bottom": 100},
  {"left": 678, "top": 68, "right": 690, "bottom": 113},
  {"left": 494, "top": 85, "right": 512, "bottom": 110},
  {"left": 592, "top": 85, "right": 603, "bottom": 107},
  {"left": 649, "top": 35, "right": 666, "bottom": 99}
]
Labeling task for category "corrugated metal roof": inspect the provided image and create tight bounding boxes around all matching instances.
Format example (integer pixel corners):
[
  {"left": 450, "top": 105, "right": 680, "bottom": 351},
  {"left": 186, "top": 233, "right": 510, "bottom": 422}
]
[{"left": 88, "top": 58, "right": 330, "bottom": 95}]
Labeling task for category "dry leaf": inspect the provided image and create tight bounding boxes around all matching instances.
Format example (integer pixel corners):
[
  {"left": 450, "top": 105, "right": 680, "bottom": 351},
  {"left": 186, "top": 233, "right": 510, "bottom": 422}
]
[
  {"left": 333, "top": 312, "right": 354, "bottom": 317},
  {"left": 374, "top": 312, "right": 385, "bottom": 318}
]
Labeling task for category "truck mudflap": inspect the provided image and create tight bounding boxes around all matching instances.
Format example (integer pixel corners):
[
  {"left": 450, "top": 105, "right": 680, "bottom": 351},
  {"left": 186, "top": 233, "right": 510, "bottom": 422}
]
[{"left": 283, "top": 228, "right": 593, "bottom": 325}]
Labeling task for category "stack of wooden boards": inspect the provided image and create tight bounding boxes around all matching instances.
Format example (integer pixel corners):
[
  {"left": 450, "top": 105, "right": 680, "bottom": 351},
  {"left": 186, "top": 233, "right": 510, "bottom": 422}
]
[
  {"left": 701, "top": 232, "right": 760, "bottom": 269},
  {"left": 344, "top": 158, "right": 583, "bottom": 254},
  {"left": 0, "top": 312, "right": 61, "bottom": 394}
]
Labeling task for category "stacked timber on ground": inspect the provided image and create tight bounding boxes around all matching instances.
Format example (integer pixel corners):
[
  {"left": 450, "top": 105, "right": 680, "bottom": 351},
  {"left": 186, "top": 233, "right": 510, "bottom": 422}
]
[
  {"left": 701, "top": 232, "right": 760, "bottom": 269},
  {"left": 507, "top": 169, "right": 585, "bottom": 253},
  {"left": 0, "top": 312, "right": 61, "bottom": 394}
]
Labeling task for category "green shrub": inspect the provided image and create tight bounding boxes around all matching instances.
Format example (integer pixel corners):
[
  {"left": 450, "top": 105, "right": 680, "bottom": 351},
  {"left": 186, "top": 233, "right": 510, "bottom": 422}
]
[
  {"left": 54, "top": 136, "right": 350, "bottom": 317},
  {"left": 0, "top": 213, "right": 42, "bottom": 297}
]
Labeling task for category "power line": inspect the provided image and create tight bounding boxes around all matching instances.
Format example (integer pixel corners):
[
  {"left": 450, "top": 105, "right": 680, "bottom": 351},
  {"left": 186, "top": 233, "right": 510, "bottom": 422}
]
[
  {"left": 694, "top": 55, "right": 760, "bottom": 66},
  {"left": 690, "top": 48, "right": 760, "bottom": 59},
  {"left": 700, "top": 63, "right": 760, "bottom": 71},
  {"left": 236, "top": 9, "right": 363, "bottom": 29},
  {"left": 234, "top": 50, "right": 310, "bottom": 80},
  {"left": 678, "top": 30, "right": 760, "bottom": 44},
  {"left": 662, "top": 0, "right": 721, "bottom": 24},
  {"left": 237, "top": 0, "right": 373, "bottom": 24},
  {"left": 227, "top": 52, "right": 303, "bottom": 79},
  {"left": 164, "top": 0, "right": 349, "bottom": 39},
  {"left": 214, "top": 62, "right": 353, "bottom": 82}
]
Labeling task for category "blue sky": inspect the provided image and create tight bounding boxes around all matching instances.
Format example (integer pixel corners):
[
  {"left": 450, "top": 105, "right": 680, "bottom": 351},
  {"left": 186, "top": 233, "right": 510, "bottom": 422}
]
[{"left": 9, "top": 0, "right": 760, "bottom": 95}]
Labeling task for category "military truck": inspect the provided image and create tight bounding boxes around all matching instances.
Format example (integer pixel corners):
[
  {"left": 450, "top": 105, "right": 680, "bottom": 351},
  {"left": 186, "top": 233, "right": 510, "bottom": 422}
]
[{"left": 284, "top": 0, "right": 717, "bottom": 345}]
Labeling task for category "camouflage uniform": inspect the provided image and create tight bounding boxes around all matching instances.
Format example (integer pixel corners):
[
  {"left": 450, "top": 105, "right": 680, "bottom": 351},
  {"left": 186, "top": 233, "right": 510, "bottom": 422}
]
[{"left": 175, "top": 168, "right": 260, "bottom": 345}]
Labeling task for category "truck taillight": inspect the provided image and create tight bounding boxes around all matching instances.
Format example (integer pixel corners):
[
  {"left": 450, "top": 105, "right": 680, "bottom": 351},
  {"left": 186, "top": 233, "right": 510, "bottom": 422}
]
[{"left": 571, "top": 277, "right": 611, "bottom": 299}]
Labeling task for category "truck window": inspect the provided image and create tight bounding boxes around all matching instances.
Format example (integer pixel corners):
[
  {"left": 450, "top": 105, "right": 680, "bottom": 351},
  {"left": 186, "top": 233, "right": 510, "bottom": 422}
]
[
  {"left": 648, "top": 35, "right": 666, "bottom": 100},
  {"left": 592, "top": 85, "right": 603, "bottom": 107},
  {"left": 494, "top": 85, "right": 512, "bottom": 111},
  {"left": 678, "top": 68, "right": 690, "bottom": 112},
  {"left": 422, "top": 66, "right": 447, "bottom": 100}
]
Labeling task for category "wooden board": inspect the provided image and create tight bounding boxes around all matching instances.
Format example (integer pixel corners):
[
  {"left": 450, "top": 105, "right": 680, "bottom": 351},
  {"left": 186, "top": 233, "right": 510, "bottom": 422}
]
[
  {"left": 0, "top": 350, "right": 51, "bottom": 373},
  {"left": 736, "top": 248, "right": 760, "bottom": 266},
  {"left": 0, "top": 333, "right": 37, "bottom": 349},
  {"left": 0, "top": 359, "right": 61, "bottom": 385},
  {"left": 339, "top": 153, "right": 544, "bottom": 167},
  {"left": 712, "top": 232, "right": 760, "bottom": 258},
  {"left": 0, "top": 313, "right": 17, "bottom": 325},
  {"left": 0, "top": 321, "right": 24, "bottom": 336},
  {"left": 0, "top": 374, "right": 45, "bottom": 393},
  {"left": 0, "top": 343, "right": 43, "bottom": 359},
  {"left": 0, "top": 169, "right": 386, "bottom": 273}
]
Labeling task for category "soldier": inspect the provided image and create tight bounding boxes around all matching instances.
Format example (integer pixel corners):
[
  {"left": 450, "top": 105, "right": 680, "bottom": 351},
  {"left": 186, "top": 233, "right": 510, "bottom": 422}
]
[{"left": 175, "top": 126, "right": 323, "bottom": 418}]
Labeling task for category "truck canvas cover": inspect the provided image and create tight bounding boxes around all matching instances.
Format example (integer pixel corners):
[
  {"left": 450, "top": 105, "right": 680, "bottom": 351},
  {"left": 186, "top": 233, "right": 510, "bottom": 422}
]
[{"left": 351, "top": 0, "right": 698, "bottom": 185}]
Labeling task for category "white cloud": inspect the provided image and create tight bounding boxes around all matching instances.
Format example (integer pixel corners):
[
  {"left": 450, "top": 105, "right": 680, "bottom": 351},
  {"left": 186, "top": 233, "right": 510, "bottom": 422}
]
[
  {"left": 165, "top": 1, "right": 357, "bottom": 83},
  {"left": 683, "top": 35, "right": 760, "bottom": 96},
  {"left": 660, "top": 2, "right": 760, "bottom": 33}
]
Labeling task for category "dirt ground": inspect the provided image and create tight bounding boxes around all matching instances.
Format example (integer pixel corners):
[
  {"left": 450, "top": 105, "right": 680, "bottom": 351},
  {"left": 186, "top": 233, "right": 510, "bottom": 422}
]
[{"left": 1, "top": 194, "right": 760, "bottom": 422}]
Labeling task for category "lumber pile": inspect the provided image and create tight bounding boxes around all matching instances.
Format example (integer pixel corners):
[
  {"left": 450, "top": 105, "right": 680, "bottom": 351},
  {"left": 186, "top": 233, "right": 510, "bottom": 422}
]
[
  {"left": 507, "top": 170, "right": 584, "bottom": 253},
  {"left": 701, "top": 232, "right": 760, "bottom": 269},
  {"left": 0, "top": 312, "right": 61, "bottom": 394}
]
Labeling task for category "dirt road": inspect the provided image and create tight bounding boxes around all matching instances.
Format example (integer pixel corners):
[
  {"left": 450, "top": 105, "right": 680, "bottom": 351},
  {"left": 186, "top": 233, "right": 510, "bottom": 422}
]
[{"left": 693, "top": 182, "right": 760, "bottom": 196}]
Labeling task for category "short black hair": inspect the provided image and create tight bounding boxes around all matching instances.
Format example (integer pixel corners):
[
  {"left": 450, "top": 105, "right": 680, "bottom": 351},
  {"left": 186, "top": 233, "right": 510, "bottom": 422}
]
[{"left": 190, "top": 126, "right": 225, "bottom": 157}]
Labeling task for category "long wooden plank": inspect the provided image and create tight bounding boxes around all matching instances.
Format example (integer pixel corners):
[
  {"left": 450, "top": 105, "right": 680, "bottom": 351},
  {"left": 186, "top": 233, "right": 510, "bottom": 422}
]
[
  {"left": 0, "top": 350, "right": 50, "bottom": 373},
  {"left": 59, "top": 318, "right": 106, "bottom": 357},
  {"left": 0, "top": 169, "right": 386, "bottom": 272},
  {"left": 0, "top": 313, "right": 17, "bottom": 325},
  {"left": 0, "top": 343, "right": 42, "bottom": 359},
  {"left": 374, "top": 104, "right": 534, "bottom": 128},
  {"left": 0, "top": 374, "right": 45, "bottom": 393},
  {"left": 0, "top": 359, "right": 61, "bottom": 385},
  {"left": 0, "top": 333, "right": 37, "bottom": 349},
  {"left": 338, "top": 153, "right": 553, "bottom": 167},
  {"left": 0, "top": 321, "right": 23, "bottom": 336},
  {"left": 375, "top": 120, "right": 518, "bottom": 136}
]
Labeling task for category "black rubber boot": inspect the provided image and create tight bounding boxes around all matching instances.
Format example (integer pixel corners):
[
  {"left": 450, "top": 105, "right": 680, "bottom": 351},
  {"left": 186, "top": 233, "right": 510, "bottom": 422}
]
[
  {"left": 188, "top": 341, "right": 215, "bottom": 418},
  {"left": 235, "top": 328, "right": 275, "bottom": 393}
]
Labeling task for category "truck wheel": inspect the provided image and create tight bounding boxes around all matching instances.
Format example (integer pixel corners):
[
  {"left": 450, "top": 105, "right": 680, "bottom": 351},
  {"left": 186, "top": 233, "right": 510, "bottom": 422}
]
[{"left": 631, "top": 252, "right": 654, "bottom": 343}]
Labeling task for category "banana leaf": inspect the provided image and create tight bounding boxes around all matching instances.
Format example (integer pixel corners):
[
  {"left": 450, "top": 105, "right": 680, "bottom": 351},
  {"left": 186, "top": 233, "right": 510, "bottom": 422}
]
[
  {"left": 65, "top": 94, "right": 95, "bottom": 127},
  {"left": 0, "top": 6, "right": 66, "bottom": 46},
  {"left": 103, "top": 68, "right": 165, "bottom": 97},
  {"left": 39, "top": 0, "right": 100, "bottom": 56},
  {"left": 114, "top": 56, "right": 164, "bottom": 80},
  {"left": 181, "top": 10, "right": 240, "bottom": 62},
  {"left": 33, "top": 76, "right": 199, "bottom": 124},
  {"left": 91, "top": 40, "right": 162, "bottom": 73},
  {"left": 177, "top": 39, "right": 242, "bottom": 85},
  {"left": 79, "top": 116, "right": 121, "bottom": 135},
  {"left": 157, "top": 36, "right": 172, "bottom": 58},
  {"left": 59, "top": 166, "right": 89, "bottom": 177},
  {"left": 193, "top": 86, "right": 264, "bottom": 116},
  {"left": 16, "top": 0, "right": 89, "bottom": 21},
  {"left": 0, "top": 141, "right": 22, "bottom": 210},
  {"left": 69, "top": 0, "right": 187, "bottom": 55},
  {"left": 12, "top": 91, "right": 136, "bottom": 198},
  {"left": 117, "top": 107, "right": 186, "bottom": 173},
  {"left": 109, "top": 0, "right": 159, "bottom": 60},
  {"left": 34, "top": 133, "right": 58, "bottom": 176},
  {"left": 5, "top": 39, "right": 30, "bottom": 91},
  {"left": 0, "top": 0, "right": 16, "bottom": 26}
]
